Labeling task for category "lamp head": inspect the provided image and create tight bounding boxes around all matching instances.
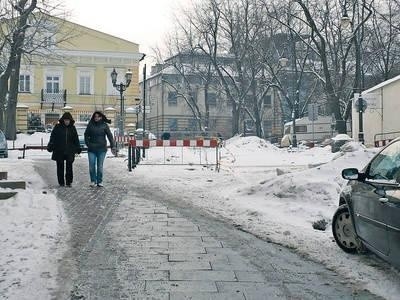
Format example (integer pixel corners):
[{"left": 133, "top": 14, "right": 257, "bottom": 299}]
[
  {"left": 341, "top": 14, "right": 351, "bottom": 29},
  {"left": 125, "top": 69, "right": 133, "bottom": 87},
  {"left": 111, "top": 68, "right": 118, "bottom": 86},
  {"left": 278, "top": 57, "right": 288, "bottom": 67}
]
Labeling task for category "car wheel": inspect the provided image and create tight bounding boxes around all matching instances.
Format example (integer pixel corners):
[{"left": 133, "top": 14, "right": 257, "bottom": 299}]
[{"left": 332, "top": 204, "right": 359, "bottom": 253}]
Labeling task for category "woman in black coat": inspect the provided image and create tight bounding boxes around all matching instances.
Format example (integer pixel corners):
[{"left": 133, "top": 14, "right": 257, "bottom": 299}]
[{"left": 47, "top": 112, "right": 81, "bottom": 187}]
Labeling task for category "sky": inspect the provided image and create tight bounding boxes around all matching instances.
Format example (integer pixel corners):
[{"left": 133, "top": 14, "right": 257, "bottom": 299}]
[{"left": 61, "top": 0, "right": 190, "bottom": 66}]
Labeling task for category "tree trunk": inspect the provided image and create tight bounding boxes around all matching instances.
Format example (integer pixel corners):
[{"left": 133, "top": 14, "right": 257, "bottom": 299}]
[
  {"left": 204, "top": 83, "right": 210, "bottom": 131},
  {"left": 252, "top": 85, "right": 262, "bottom": 138},
  {"left": 0, "top": 76, "right": 8, "bottom": 131},
  {"left": 6, "top": 55, "right": 22, "bottom": 140},
  {"left": 329, "top": 95, "right": 347, "bottom": 134},
  {"left": 232, "top": 102, "right": 240, "bottom": 136}
]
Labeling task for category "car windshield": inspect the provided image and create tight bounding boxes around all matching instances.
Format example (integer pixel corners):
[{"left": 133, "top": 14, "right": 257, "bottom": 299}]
[
  {"left": 0, "top": 132, "right": 5, "bottom": 143},
  {"left": 368, "top": 141, "right": 400, "bottom": 181}
]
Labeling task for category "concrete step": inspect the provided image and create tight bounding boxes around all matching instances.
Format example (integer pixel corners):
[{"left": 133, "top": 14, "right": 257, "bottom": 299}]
[
  {"left": 0, "top": 191, "right": 17, "bottom": 200},
  {"left": 0, "top": 181, "right": 26, "bottom": 190},
  {"left": 0, "top": 172, "right": 7, "bottom": 180}
]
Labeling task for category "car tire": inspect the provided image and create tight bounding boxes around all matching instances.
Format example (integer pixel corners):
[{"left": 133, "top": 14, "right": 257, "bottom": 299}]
[{"left": 332, "top": 204, "right": 359, "bottom": 253}]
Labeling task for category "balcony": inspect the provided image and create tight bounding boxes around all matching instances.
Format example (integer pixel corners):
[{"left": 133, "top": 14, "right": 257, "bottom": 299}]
[{"left": 40, "top": 89, "right": 67, "bottom": 110}]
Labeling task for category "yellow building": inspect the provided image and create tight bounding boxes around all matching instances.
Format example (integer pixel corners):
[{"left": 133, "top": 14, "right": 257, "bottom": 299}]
[{"left": 17, "top": 16, "right": 143, "bottom": 132}]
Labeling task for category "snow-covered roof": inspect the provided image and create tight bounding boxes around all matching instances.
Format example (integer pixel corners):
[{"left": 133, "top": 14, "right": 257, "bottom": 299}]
[{"left": 363, "top": 74, "right": 400, "bottom": 94}]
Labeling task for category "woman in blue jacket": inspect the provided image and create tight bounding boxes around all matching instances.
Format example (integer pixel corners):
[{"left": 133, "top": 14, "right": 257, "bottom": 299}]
[{"left": 84, "top": 111, "right": 116, "bottom": 187}]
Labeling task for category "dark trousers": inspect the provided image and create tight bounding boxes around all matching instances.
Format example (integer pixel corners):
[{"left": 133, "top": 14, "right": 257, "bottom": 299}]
[{"left": 56, "top": 156, "right": 73, "bottom": 185}]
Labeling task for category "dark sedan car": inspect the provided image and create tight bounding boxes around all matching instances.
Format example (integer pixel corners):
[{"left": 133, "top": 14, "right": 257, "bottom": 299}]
[{"left": 333, "top": 138, "right": 400, "bottom": 269}]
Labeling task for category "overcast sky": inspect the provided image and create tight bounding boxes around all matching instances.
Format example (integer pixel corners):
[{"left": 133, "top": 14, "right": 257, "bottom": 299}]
[{"left": 62, "top": 0, "right": 190, "bottom": 66}]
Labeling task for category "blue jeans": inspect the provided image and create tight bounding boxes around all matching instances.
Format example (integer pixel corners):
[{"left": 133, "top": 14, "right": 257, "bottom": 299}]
[{"left": 88, "top": 151, "right": 107, "bottom": 184}]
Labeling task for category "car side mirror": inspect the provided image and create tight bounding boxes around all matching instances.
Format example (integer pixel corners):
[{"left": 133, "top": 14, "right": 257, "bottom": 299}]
[{"left": 342, "top": 168, "right": 360, "bottom": 180}]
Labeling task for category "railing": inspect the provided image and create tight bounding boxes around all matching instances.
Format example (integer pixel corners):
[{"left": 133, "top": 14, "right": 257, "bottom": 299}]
[
  {"left": 126, "top": 138, "right": 221, "bottom": 172},
  {"left": 374, "top": 131, "right": 400, "bottom": 147},
  {"left": 40, "top": 89, "right": 67, "bottom": 110}
]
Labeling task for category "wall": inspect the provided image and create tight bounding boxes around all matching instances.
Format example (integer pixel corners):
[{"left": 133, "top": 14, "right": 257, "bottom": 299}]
[{"left": 352, "top": 80, "right": 400, "bottom": 146}]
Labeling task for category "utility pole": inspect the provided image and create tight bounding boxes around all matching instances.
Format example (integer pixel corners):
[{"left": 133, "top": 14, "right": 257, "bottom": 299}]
[{"left": 142, "top": 64, "right": 147, "bottom": 158}]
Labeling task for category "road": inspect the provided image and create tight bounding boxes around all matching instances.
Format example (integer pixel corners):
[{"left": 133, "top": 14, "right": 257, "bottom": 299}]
[{"left": 35, "top": 158, "right": 379, "bottom": 300}]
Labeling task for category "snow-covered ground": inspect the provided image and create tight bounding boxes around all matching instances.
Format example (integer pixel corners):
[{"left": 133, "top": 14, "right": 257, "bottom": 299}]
[
  {"left": 0, "top": 141, "right": 69, "bottom": 299},
  {"left": 1, "top": 132, "right": 399, "bottom": 299}
]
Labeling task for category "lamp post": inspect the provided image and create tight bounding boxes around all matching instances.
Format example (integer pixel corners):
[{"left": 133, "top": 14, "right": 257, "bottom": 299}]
[
  {"left": 341, "top": 0, "right": 365, "bottom": 144},
  {"left": 134, "top": 97, "right": 141, "bottom": 130},
  {"left": 279, "top": 57, "right": 298, "bottom": 147},
  {"left": 111, "top": 68, "right": 133, "bottom": 136}
]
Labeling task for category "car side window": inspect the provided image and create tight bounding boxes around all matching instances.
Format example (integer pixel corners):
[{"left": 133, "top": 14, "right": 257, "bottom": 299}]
[{"left": 368, "top": 141, "right": 400, "bottom": 182}]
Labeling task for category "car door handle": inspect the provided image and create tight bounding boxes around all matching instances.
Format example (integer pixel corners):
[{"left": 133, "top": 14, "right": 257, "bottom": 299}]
[{"left": 379, "top": 197, "right": 389, "bottom": 204}]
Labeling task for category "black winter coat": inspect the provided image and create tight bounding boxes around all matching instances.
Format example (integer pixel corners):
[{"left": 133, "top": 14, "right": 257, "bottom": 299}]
[
  {"left": 47, "top": 123, "right": 80, "bottom": 161},
  {"left": 84, "top": 121, "right": 115, "bottom": 152}
]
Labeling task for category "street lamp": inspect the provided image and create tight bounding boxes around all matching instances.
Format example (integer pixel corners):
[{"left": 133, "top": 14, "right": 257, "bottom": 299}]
[
  {"left": 111, "top": 68, "right": 133, "bottom": 136},
  {"left": 341, "top": 0, "right": 365, "bottom": 143},
  {"left": 279, "top": 57, "right": 298, "bottom": 147},
  {"left": 134, "top": 97, "right": 142, "bottom": 130}
]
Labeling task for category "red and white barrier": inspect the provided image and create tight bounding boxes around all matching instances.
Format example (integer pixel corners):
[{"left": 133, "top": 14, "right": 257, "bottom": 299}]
[
  {"left": 114, "top": 135, "right": 131, "bottom": 143},
  {"left": 129, "top": 139, "right": 219, "bottom": 148},
  {"left": 374, "top": 139, "right": 393, "bottom": 147}
]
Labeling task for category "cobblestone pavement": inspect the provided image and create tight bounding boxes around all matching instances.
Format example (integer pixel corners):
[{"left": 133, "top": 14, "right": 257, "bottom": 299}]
[{"left": 35, "top": 158, "right": 380, "bottom": 300}]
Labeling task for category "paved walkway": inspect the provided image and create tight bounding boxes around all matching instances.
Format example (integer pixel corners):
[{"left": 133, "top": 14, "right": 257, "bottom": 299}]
[{"left": 35, "top": 158, "right": 379, "bottom": 300}]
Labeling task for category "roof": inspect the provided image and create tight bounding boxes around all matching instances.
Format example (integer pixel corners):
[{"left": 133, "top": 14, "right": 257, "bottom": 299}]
[{"left": 363, "top": 74, "right": 400, "bottom": 94}]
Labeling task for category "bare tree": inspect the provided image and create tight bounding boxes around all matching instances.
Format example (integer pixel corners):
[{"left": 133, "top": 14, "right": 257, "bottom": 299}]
[
  {"left": 261, "top": 1, "right": 323, "bottom": 127},
  {"left": 0, "top": 0, "right": 70, "bottom": 139},
  {"left": 161, "top": 20, "right": 214, "bottom": 133},
  {"left": 273, "top": 0, "right": 374, "bottom": 134},
  {"left": 363, "top": 0, "right": 400, "bottom": 83}
]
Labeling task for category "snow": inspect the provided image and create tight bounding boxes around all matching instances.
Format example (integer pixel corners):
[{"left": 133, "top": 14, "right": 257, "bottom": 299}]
[
  {"left": 332, "top": 134, "right": 353, "bottom": 141},
  {"left": 0, "top": 151, "right": 69, "bottom": 299},
  {"left": 1, "top": 133, "right": 399, "bottom": 299}
]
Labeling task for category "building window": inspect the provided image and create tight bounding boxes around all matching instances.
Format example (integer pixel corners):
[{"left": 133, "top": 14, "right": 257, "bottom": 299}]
[
  {"left": 208, "top": 93, "right": 217, "bottom": 106},
  {"left": 296, "top": 125, "right": 308, "bottom": 133},
  {"left": 169, "top": 118, "right": 178, "bottom": 131},
  {"left": 79, "top": 73, "right": 91, "bottom": 95},
  {"left": 46, "top": 76, "right": 60, "bottom": 93},
  {"left": 19, "top": 74, "right": 31, "bottom": 93},
  {"left": 188, "top": 118, "right": 197, "bottom": 131},
  {"left": 43, "top": 35, "right": 56, "bottom": 48},
  {"left": 168, "top": 92, "right": 178, "bottom": 106},
  {"left": 263, "top": 95, "right": 272, "bottom": 107}
]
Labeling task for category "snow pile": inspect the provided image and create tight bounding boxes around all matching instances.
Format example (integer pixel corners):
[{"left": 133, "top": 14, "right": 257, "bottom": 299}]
[
  {"left": 332, "top": 134, "right": 353, "bottom": 141},
  {"left": 226, "top": 135, "right": 279, "bottom": 151},
  {"left": 239, "top": 148, "right": 374, "bottom": 229},
  {"left": 8, "top": 132, "right": 50, "bottom": 148},
  {"left": 340, "top": 141, "right": 366, "bottom": 152},
  {"left": 221, "top": 136, "right": 336, "bottom": 167}
]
